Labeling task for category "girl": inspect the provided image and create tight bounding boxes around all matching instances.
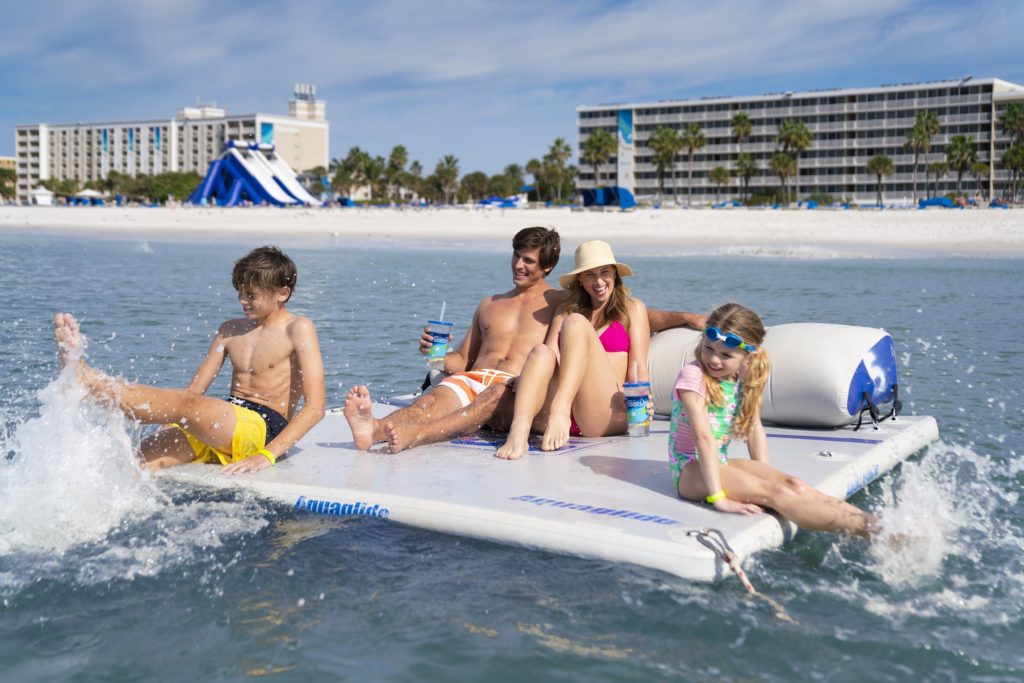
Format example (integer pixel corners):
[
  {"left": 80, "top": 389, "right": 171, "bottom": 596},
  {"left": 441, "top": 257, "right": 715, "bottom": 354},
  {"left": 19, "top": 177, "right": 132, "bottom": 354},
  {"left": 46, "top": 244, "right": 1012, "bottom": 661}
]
[
  {"left": 496, "top": 241, "right": 650, "bottom": 460},
  {"left": 671, "top": 302, "right": 873, "bottom": 537}
]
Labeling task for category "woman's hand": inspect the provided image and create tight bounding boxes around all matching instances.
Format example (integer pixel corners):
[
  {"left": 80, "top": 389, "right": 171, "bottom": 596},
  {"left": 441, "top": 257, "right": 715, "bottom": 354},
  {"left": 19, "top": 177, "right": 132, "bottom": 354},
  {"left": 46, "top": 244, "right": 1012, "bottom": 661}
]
[{"left": 713, "top": 497, "right": 764, "bottom": 515}]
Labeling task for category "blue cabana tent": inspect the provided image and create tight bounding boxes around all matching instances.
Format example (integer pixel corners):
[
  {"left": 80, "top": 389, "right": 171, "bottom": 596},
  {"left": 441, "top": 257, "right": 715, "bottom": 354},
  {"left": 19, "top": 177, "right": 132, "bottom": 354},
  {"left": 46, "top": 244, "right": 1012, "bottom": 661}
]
[
  {"left": 918, "top": 197, "right": 956, "bottom": 209},
  {"left": 580, "top": 187, "right": 636, "bottom": 210}
]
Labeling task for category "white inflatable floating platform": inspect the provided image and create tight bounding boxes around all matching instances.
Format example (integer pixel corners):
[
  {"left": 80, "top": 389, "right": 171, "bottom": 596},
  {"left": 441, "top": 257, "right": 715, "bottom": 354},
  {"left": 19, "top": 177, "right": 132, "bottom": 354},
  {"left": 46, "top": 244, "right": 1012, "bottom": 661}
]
[{"left": 162, "top": 324, "right": 940, "bottom": 582}]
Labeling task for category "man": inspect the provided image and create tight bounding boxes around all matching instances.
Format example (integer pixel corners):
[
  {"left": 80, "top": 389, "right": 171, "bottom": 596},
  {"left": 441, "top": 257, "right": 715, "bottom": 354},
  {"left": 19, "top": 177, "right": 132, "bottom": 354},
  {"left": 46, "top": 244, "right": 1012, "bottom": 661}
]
[{"left": 344, "top": 227, "right": 703, "bottom": 452}]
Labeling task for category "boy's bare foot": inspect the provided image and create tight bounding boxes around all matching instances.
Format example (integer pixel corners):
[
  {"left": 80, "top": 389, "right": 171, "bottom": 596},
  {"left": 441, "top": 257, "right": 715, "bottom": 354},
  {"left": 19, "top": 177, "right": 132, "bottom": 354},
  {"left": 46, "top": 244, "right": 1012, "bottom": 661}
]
[
  {"left": 383, "top": 421, "right": 421, "bottom": 453},
  {"left": 53, "top": 312, "right": 84, "bottom": 367},
  {"left": 540, "top": 409, "right": 571, "bottom": 451},
  {"left": 344, "top": 385, "right": 378, "bottom": 450},
  {"left": 495, "top": 425, "right": 530, "bottom": 460}
]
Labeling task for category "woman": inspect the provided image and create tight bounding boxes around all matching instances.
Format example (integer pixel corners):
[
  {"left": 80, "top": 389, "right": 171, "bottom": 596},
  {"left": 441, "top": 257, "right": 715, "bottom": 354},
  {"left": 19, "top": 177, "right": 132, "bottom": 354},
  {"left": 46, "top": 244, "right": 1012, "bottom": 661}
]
[{"left": 496, "top": 241, "right": 649, "bottom": 459}]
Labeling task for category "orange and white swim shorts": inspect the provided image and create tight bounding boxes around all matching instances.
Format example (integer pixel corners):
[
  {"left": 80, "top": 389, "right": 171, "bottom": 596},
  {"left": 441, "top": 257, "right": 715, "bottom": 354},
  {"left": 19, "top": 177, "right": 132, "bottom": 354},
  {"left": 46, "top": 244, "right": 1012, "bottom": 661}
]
[{"left": 437, "top": 369, "right": 516, "bottom": 407}]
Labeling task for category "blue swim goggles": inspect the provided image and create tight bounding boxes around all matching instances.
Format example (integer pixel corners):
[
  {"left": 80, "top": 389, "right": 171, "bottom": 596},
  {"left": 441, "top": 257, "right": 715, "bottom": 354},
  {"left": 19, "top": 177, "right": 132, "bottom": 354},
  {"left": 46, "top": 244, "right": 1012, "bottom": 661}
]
[{"left": 703, "top": 326, "right": 758, "bottom": 352}]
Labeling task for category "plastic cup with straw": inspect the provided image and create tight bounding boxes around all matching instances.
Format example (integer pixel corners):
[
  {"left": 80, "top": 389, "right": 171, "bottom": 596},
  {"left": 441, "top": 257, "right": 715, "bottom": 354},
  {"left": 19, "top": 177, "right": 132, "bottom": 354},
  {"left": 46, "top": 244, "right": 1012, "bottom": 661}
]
[{"left": 425, "top": 302, "right": 453, "bottom": 369}]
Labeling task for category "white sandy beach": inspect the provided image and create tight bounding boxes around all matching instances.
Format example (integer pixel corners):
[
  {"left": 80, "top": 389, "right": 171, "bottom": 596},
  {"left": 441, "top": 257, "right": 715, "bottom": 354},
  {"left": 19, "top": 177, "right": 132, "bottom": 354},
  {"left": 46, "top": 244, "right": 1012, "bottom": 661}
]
[{"left": 1, "top": 205, "right": 1021, "bottom": 257}]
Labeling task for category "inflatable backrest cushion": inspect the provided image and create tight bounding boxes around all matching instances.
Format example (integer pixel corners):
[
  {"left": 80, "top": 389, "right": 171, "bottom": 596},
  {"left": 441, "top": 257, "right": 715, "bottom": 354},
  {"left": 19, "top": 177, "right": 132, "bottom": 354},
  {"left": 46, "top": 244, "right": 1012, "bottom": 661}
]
[{"left": 647, "top": 323, "right": 898, "bottom": 428}]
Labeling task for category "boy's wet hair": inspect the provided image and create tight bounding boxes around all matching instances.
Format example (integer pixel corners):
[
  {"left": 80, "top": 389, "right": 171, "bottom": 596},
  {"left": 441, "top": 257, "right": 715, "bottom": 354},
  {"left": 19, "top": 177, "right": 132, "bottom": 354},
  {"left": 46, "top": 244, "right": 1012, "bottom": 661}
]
[
  {"left": 232, "top": 246, "right": 298, "bottom": 301},
  {"left": 512, "top": 226, "right": 561, "bottom": 274}
]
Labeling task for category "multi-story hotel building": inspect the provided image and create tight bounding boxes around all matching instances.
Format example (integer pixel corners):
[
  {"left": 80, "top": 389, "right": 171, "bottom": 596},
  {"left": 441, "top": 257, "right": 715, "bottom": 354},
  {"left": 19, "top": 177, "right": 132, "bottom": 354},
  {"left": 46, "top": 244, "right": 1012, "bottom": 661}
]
[
  {"left": 577, "top": 77, "right": 1024, "bottom": 204},
  {"left": 13, "top": 84, "right": 328, "bottom": 202}
]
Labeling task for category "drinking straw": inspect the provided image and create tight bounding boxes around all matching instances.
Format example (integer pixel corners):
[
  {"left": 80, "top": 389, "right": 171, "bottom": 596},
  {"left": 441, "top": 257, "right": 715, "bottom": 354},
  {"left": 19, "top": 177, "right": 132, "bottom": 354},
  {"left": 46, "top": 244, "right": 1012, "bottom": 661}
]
[
  {"left": 632, "top": 361, "right": 638, "bottom": 383},
  {"left": 439, "top": 301, "right": 446, "bottom": 322}
]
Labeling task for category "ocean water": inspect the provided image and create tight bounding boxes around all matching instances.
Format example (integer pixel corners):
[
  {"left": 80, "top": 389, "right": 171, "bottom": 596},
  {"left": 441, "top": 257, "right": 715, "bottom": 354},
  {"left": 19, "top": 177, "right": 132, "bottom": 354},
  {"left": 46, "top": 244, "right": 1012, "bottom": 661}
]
[{"left": 0, "top": 230, "right": 1021, "bottom": 682}]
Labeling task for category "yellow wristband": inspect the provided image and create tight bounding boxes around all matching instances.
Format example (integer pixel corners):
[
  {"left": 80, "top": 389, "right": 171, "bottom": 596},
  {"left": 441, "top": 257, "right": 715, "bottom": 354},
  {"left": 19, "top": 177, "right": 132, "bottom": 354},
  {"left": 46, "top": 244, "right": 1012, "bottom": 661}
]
[
  {"left": 257, "top": 448, "right": 276, "bottom": 465},
  {"left": 705, "top": 489, "right": 726, "bottom": 504}
]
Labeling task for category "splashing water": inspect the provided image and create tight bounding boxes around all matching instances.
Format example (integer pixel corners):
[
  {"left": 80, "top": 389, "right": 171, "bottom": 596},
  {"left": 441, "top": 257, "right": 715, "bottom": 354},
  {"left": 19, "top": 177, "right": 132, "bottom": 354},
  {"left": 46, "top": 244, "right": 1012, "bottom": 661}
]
[
  {"left": 0, "top": 359, "right": 165, "bottom": 556},
  {"left": 862, "top": 440, "right": 1024, "bottom": 618},
  {"left": 867, "top": 444, "right": 961, "bottom": 586},
  {"left": 0, "top": 343, "right": 271, "bottom": 594}
]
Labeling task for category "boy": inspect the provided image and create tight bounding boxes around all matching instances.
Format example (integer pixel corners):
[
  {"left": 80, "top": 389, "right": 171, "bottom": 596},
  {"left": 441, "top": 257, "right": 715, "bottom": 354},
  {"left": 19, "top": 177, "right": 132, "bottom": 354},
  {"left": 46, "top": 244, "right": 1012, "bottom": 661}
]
[{"left": 54, "top": 245, "right": 325, "bottom": 474}]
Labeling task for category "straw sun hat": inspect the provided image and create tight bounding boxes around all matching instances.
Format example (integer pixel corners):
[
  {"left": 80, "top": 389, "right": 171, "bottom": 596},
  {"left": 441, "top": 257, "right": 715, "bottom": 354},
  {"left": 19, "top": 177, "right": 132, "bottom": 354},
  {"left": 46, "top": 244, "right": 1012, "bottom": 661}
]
[{"left": 558, "top": 240, "right": 633, "bottom": 288}]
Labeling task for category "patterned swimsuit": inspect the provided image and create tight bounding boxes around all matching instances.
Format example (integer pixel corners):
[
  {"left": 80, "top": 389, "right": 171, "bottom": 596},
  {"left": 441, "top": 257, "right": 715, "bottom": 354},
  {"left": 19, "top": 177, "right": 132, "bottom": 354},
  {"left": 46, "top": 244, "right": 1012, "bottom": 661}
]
[{"left": 668, "top": 362, "right": 741, "bottom": 484}]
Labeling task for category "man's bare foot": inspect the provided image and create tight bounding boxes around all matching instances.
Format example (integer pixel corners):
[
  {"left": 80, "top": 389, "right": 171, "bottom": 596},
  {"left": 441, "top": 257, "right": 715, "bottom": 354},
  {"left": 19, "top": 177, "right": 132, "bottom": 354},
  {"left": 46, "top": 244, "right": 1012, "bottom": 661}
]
[
  {"left": 541, "top": 409, "right": 571, "bottom": 451},
  {"left": 344, "top": 385, "right": 379, "bottom": 450},
  {"left": 53, "top": 312, "right": 84, "bottom": 367},
  {"left": 383, "top": 421, "right": 422, "bottom": 453},
  {"left": 495, "top": 424, "right": 531, "bottom": 460}
]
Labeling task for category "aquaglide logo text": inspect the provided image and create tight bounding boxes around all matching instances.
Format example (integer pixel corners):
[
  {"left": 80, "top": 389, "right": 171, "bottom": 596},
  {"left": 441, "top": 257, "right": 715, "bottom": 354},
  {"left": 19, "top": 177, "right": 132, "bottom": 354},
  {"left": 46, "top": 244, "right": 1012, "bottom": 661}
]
[{"left": 294, "top": 495, "right": 390, "bottom": 519}]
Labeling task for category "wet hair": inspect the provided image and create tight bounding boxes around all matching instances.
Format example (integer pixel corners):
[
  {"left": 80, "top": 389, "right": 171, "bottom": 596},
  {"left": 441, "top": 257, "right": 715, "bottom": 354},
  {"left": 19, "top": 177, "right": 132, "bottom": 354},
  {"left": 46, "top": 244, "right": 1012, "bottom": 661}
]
[
  {"left": 512, "top": 226, "right": 561, "bottom": 274},
  {"left": 232, "top": 246, "right": 298, "bottom": 301},
  {"left": 564, "top": 268, "right": 632, "bottom": 332},
  {"left": 695, "top": 302, "right": 770, "bottom": 441}
]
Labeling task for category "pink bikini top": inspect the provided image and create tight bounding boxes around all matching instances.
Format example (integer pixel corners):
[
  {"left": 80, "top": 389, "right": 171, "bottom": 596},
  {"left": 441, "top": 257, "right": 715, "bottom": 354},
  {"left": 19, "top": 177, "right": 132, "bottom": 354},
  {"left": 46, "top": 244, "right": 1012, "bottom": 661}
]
[{"left": 598, "top": 320, "right": 630, "bottom": 353}]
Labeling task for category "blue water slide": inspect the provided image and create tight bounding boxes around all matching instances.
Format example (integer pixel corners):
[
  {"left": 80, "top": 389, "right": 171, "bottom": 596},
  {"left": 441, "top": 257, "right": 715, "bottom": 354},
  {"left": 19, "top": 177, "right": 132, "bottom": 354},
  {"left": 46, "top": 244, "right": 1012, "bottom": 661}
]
[
  {"left": 222, "top": 150, "right": 282, "bottom": 205},
  {"left": 225, "top": 178, "right": 244, "bottom": 207},
  {"left": 187, "top": 159, "right": 222, "bottom": 204},
  {"left": 219, "top": 149, "right": 290, "bottom": 206}
]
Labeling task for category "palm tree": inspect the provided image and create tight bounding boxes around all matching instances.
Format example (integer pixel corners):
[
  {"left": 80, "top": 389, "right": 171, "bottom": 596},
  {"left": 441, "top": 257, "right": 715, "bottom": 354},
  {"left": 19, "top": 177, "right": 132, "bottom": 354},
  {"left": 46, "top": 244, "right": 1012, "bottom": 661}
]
[
  {"left": 680, "top": 122, "right": 706, "bottom": 206},
  {"left": 504, "top": 163, "right": 524, "bottom": 183},
  {"left": 866, "top": 155, "right": 894, "bottom": 207},
  {"left": 581, "top": 128, "right": 616, "bottom": 191},
  {"left": 1002, "top": 144, "right": 1024, "bottom": 201},
  {"left": 649, "top": 147, "right": 674, "bottom": 206},
  {"left": 460, "top": 171, "right": 490, "bottom": 200},
  {"left": 525, "top": 158, "right": 543, "bottom": 202},
  {"left": 970, "top": 160, "right": 989, "bottom": 200},
  {"left": 735, "top": 153, "right": 758, "bottom": 203},
  {"left": 776, "top": 119, "right": 812, "bottom": 204},
  {"left": 547, "top": 138, "right": 573, "bottom": 203},
  {"left": 364, "top": 155, "right": 386, "bottom": 201},
  {"left": 731, "top": 112, "right": 752, "bottom": 152},
  {"left": 999, "top": 103, "right": 1024, "bottom": 146},
  {"left": 731, "top": 112, "right": 754, "bottom": 202},
  {"left": 405, "top": 160, "right": 423, "bottom": 200},
  {"left": 647, "top": 127, "right": 682, "bottom": 205},
  {"left": 905, "top": 110, "right": 940, "bottom": 203},
  {"left": 540, "top": 157, "right": 564, "bottom": 203},
  {"left": 331, "top": 146, "right": 370, "bottom": 198},
  {"left": 387, "top": 145, "right": 408, "bottom": 201},
  {"left": 0, "top": 168, "right": 15, "bottom": 199},
  {"left": 504, "top": 163, "right": 525, "bottom": 197},
  {"left": 926, "top": 161, "right": 948, "bottom": 198},
  {"left": 434, "top": 155, "right": 459, "bottom": 204},
  {"left": 946, "top": 135, "right": 976, "bottom": 196},
  {"left": 769, "top": 153, "right": 796, "bottom": 204},
  {"left": 709, "top": 166, "right": 730, "bottom": 203}
]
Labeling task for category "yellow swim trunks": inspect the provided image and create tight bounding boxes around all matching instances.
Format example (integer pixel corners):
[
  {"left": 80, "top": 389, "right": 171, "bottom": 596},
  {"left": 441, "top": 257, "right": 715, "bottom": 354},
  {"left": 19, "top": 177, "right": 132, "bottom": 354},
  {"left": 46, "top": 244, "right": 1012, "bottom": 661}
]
[{"left": 172, "top": 402, "right": 268, "bottom": 465}]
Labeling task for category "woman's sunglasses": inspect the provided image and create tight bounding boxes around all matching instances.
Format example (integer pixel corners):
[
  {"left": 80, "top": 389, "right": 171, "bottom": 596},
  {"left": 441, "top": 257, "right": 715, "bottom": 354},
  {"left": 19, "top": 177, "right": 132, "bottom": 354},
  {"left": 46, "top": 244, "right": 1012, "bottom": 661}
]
[{"left": 704, "top": 326, "right": 757, "bottom": 352}]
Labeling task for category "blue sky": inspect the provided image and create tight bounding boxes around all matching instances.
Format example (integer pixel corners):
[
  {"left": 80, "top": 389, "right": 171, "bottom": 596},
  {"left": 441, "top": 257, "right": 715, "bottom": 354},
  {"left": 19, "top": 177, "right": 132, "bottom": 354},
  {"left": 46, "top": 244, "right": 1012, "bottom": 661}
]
[{"left": 2, "top": 0, "right": 1022, "bottom": 175}]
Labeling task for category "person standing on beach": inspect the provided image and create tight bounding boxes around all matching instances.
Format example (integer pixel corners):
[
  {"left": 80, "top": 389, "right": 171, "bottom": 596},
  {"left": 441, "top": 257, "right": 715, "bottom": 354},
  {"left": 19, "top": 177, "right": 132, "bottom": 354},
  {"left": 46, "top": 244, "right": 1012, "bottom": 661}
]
[
  {"left": 53, "top": 246, "right": 326, "bottom": 473},
  {"left": 344, "top": 227, "right": 704, "bottom": 453}
]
